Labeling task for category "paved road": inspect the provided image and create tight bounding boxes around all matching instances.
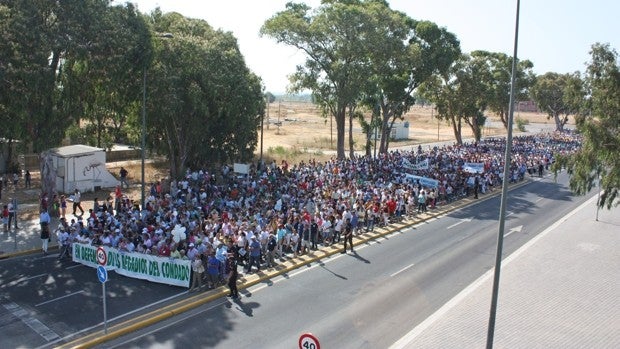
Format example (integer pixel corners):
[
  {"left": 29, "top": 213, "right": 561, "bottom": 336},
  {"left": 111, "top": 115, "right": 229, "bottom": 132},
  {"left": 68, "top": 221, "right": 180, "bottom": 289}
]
[{"left": 93, "top": 173, "right": 599, "bottom": 348}]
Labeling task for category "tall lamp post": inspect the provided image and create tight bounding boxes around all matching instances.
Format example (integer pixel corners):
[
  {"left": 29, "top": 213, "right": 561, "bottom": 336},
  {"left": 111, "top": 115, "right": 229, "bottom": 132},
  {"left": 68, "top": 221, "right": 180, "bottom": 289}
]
[{"left": 141, "top": 33, "right": 173, "bottom": 210}]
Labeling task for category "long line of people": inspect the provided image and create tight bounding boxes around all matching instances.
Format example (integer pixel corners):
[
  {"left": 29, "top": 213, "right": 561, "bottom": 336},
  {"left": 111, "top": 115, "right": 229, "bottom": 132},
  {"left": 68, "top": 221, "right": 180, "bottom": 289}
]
[{"left": 50, "top": 131, "right": 581, "bottom": 293}]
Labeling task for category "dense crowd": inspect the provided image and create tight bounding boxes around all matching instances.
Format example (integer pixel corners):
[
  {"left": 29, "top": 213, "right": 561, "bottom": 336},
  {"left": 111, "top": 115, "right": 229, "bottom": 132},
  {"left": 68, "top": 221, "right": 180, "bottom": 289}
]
[{"left": 44, "top": 131, "right": 581, "bottom": 291}]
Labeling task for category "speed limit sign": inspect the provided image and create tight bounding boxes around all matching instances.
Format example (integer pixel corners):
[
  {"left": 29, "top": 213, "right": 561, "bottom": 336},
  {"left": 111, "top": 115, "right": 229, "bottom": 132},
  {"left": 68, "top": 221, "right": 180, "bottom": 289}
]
[
  {"left": 96, "top": 246, "right": 107, "bottom": 266},
  {"left": 299, "top": 333, "right": 320, "bottom": 349}
]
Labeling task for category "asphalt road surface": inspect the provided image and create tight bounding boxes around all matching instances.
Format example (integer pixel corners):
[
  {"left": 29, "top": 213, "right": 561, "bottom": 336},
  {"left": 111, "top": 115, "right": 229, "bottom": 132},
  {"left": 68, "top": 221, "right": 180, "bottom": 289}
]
[
  {"left": 98, "top": 172, "right": 592, "bottom": 349},
  {"left": 0, "top": 172, "right": 593, "bottom": 348}
]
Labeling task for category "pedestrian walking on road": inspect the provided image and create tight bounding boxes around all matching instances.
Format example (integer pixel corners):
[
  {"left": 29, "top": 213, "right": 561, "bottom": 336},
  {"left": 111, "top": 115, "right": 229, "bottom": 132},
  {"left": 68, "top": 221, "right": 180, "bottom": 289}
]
[
  {"left": 72, "top": 189, "right": 84, "bottom": 216},
  {"left": 25, "top": 170, "right": 31, "bottom": 189},
  {"left": 226, "top": 254, "right": 239, "bottom": 299},
  {"left": 40, "top": 209, "right": 51, "bottom": 255},
  {"left": 119, "top": 167, "right": 129, "bottom": 189},
  {"left": 341, "top": 218, "right": 354, "bottom": 254},
  {"left": 2, "top": 205, "right": 8, "bottom": 232},
  {"left": 7, "top": 198, "right": 18, "bottom": 230}
]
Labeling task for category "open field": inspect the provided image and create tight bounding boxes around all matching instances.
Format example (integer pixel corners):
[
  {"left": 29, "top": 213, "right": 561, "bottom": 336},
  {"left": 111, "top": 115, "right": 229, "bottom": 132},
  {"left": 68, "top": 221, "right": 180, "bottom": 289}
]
[{"left": 259, "top": 101, "right": 557, "bottom": 163}]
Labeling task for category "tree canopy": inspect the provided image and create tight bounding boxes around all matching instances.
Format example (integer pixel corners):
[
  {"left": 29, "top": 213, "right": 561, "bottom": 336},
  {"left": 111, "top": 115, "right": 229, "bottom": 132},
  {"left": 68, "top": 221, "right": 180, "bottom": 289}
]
[
  {"left": 552, "top": 43, "right": 620, "bottom": 208},
  {"left": 1, "top": 2, "right": 264, "bottom": 179},
  {"left": 530, "top": 72, "right": 581, "bottom": 132},
  {"left": 261, "top": 0, "right": 459, "bottom": 158}
]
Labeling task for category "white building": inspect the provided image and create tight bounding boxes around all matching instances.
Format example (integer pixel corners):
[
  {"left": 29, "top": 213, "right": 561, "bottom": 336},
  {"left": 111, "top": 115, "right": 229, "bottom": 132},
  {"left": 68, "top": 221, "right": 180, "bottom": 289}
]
[{"left": 47, "top": 145, "right": 119, "bottom": 193}]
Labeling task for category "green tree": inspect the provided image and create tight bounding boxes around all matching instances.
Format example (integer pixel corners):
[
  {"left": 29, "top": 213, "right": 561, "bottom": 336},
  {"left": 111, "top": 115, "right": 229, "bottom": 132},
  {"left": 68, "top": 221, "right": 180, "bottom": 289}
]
[
  {"left": 368, "top": 18, "right": 460, "bottom": 153},
  {"left": 473, "top": 50, "right": 535, "bottom": 129},
  {"left": 0, "top": 0, "right": 112, "bottom": 154},
  {"left": 419, "top": 54, "right": 488, "bottom": 144},
  {"left": 553, "top": 43, "right": 620, "bottom": 208},
  {"left": 146, "top": 12, "right": 264, "bottom": 179},
  {"left": 59, "top": 3, "right": 152, "bottom": 149},
  {"left": 530, "top": 72, "right": 581, "bottom": 132},
  {"left": 262, "top": 1, "right": 378, "bottom": 159}
]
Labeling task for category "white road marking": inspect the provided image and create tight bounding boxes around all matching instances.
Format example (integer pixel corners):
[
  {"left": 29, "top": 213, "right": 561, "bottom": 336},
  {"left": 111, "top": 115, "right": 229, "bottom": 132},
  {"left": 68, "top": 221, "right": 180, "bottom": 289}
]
[
  {"left": 390, "top": 263, "right": 415, "bottom": 277},
  {"left": 107, "top": 299, "right": 228, "bottom": 349},
  {"left": 35, "top": 291, "right": 84, "bottom": 307},
  {"left": 535, "top": 197, "right": 544, "bottom": 203},
  {"left": 66, "top": 264, "right": 85, "bottom": 270},
  {"left": 447, "top": 217, "right": 473, "bottom": 229},
  {"left": 2, "top": 299, "right": 60, "bottom": 341},
  {"left": 38, "top": 291, "right": 188, "bottom": 348},
  {"left": 504, "top": 225, "right": 523, "bottom": 238},
  {"left": 390, "top": 195, "right": 597, "bottom": 349}
]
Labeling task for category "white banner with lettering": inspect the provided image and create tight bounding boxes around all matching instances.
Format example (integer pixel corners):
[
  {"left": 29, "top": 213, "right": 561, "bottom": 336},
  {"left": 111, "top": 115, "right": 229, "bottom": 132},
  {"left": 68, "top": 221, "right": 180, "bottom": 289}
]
[
  {"left": 462, "top": 162, "right": 485, "bottom": 173},
  {"left": 72, "top": 243, "right": 191, "bottom": 287}
]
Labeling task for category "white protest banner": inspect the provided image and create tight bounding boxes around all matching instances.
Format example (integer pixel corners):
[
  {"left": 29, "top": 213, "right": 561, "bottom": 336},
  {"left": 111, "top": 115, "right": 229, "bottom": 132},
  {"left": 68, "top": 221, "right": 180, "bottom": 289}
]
[
  {"left": 402, "top": 173, "right": 439, "bottom": 188},
  {"left": 72, "top": 243, "right": 191, "bottom": 288},
  {"left": 402, "top": 158, "right": 429, "bottom": 171},
  {"left": 462, "top": 162, "right": 485, "bottom": 173}
]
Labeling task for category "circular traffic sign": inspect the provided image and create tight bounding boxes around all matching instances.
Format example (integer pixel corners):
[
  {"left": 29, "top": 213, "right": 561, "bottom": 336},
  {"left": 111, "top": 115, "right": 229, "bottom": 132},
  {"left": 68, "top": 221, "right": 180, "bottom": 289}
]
[
  {"left": 299, "top": 333, "right": 320, "bottom": 349},
  {"left": 97, "top": 265, "right": 108, "bottom": 283},
  {"left": 96, "top": 246, "right": 107, "bottom": 266}
]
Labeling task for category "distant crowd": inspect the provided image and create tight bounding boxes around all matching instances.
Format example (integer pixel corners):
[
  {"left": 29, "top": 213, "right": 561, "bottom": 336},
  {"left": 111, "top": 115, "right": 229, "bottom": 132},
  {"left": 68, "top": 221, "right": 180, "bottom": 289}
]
[{"left": 44, "top": 131, "right": 581, "bottom": 289}]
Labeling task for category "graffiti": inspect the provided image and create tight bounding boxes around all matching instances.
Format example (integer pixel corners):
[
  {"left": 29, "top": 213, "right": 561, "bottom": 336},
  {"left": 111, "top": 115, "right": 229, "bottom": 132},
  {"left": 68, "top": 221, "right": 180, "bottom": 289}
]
[{"left": 83, "top": 162, "right": 103, "bottom": 177}]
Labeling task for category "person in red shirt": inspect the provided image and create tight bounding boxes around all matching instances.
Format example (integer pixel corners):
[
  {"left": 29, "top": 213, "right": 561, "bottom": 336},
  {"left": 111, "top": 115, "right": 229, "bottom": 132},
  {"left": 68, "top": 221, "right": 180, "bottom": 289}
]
[{"left": 2, "top": 205, "right": 8, "bottom": 232}]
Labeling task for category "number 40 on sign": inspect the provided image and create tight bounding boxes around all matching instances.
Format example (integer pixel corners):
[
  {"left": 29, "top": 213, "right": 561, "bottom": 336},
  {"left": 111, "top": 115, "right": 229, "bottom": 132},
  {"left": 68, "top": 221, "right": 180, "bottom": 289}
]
[{"left": 299, "top": 333, "right": 320, "bottom": 349}]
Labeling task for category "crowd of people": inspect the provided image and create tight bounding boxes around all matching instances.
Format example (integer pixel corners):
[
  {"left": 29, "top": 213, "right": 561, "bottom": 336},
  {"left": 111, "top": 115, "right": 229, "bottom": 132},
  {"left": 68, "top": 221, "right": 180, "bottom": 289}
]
[{"left": 41, "top": 131, "right": 581, "bottom": 295}]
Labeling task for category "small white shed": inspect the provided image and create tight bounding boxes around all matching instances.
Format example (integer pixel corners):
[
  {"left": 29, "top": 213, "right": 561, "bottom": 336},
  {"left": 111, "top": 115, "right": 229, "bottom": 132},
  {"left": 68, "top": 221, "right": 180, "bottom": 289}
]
[
  {"left": 390, "top": 122, "right": 409, "bottom": 140},
  {"left": 48, "top": 145, "right": 119, "bottom": 194}
]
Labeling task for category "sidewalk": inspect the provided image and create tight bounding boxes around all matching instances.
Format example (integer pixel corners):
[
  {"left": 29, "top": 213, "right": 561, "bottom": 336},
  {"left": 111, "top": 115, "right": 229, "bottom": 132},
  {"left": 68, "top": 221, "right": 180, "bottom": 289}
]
[
  {"left": 391, "top": 195, "right": 620, "bottom": 349},
  {"left": 0, "top": 206, "right": 61, "bottom": 258}
]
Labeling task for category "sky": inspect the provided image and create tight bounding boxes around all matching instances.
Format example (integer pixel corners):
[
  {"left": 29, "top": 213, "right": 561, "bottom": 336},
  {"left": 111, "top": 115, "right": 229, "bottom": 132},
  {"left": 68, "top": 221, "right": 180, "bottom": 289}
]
[{"left": 117, "top": 0, "right": 619, "bottom": 94}]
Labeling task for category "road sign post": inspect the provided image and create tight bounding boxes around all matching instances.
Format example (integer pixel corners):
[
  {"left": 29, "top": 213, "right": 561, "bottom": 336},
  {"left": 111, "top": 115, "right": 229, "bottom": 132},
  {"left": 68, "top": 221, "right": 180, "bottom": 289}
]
[
  {"left": 299, "top": 333, "right": 320, "bottom": 349},
  {"left": 97, "top": 265, "right": 108, "bottom": 334}
]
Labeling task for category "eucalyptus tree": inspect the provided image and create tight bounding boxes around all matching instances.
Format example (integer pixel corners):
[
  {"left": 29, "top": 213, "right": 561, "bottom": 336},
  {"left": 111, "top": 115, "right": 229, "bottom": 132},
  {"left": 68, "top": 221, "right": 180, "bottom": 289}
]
[
  {"left": 552, "top": 43, "right": 620, "bottom": 209},
  {"left": 419, "top": 54, "right": 488, "bottom": 144},
  {"left": 473, "top": 50, "right": 535, "bottom": 129},
  {"left": 530, "top": 72, "right": 582, "bottom": 132},
  {"left": 59, "top": 3, "right": 152, "bottom": 148},
  {"left": 262, "top": 1, "right": 380, "bottom": 159},
  {"left": 0, "top": 0, "right": 115, "bottom": 153},
  {"left": 146, "top": 11, "right": 264, "bottom": 179},
  {"left": 367, "top": 17, "right": 460, "bottom": 154}
]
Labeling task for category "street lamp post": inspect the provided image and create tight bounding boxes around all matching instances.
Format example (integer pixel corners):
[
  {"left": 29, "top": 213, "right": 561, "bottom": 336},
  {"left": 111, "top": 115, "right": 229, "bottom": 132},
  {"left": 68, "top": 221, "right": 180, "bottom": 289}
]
[
  {"left": 141, "top": 66, "right": 147, "bottom": 210},
  {"left": 141, "top": 33, "right": 173, "bottom": 210}
]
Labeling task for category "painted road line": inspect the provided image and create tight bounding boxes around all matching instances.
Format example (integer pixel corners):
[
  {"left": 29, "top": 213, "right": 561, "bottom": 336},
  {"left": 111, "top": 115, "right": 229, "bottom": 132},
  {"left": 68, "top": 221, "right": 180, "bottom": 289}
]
[
  {"left": 2, "top": 299, "right": 60, "bottom": 342},
  {"left": 390, "top": 263, "right": 416, "bottom": 277},
  {"left": 38, "top": 291, "right": 188, "bottom": 349},
  {"left": 390, "top": 194, "right": 597, "bottom": 349},
  {"left": 35, "top": 291, "right": 84, "bottom": 307}
]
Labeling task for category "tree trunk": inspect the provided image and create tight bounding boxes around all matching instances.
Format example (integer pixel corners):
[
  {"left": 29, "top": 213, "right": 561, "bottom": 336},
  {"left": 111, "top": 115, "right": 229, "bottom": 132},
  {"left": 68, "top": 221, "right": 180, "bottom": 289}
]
[
  {"left": 553, "top": 112, "right": 564, "bottom": 132},
  {"left": 348, "top": 110, "right": 355, "bottom": 159},
  {"left": 335, "top": 107, "right": 346, "bottom": 159},
  {"left": 451, "top": 115, "right": 463, "bottom": 145}
]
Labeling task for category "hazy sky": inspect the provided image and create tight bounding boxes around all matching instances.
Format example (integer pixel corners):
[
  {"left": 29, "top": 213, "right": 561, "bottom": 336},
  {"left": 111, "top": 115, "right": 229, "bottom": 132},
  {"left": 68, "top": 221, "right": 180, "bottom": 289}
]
[{"left": 120, "top": 0, "right": 619, "bottom": 93}]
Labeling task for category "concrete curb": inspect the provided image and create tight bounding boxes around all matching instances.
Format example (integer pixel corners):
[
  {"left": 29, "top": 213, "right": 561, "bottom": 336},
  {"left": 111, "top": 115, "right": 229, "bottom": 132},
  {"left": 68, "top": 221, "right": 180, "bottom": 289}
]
[{"left": 56, "top": 180, "right": 530, "bottom": 348}]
